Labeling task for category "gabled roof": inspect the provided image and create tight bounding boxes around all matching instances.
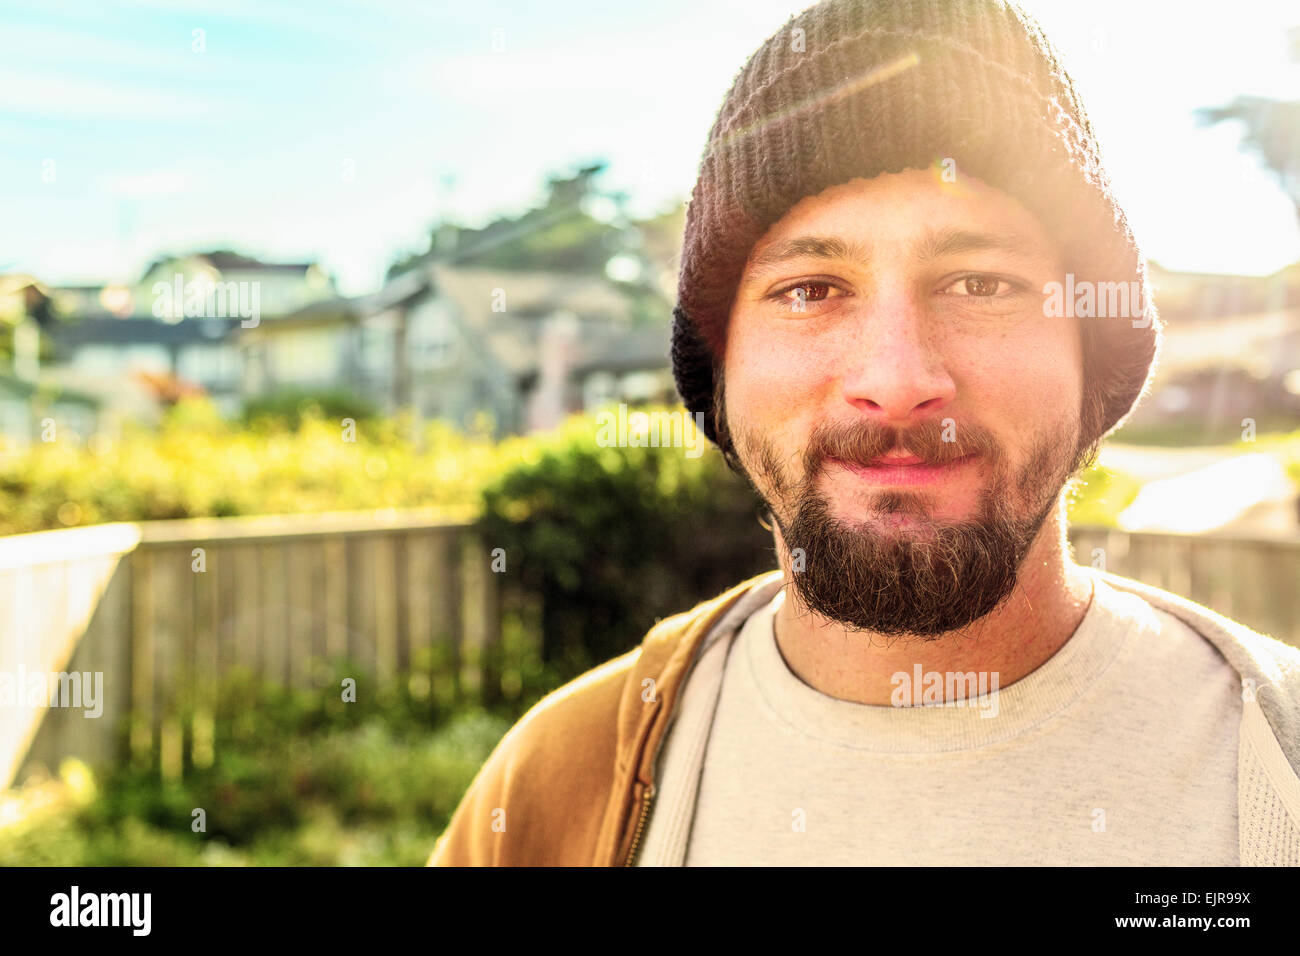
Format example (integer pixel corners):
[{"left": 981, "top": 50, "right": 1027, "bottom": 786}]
[
  {"left": 139, "top": 251, "right": 321, "bottom": 281},
  {"left": 47, "top": 315, "right": 243, "bottom": 347},
  {"left": 428, "top": 263, "right": 641, "bottom": 376},
  {"left": 0, "top": 274, "right": 50, "bottom": 297},
  {"left": 430, "top": 263, "right": 634, "bottom": 323}
]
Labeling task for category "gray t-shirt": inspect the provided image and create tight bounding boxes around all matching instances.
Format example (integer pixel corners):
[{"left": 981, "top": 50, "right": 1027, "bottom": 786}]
[{"left": 677, "top": 577, "right": 1242, "bottom": 865}]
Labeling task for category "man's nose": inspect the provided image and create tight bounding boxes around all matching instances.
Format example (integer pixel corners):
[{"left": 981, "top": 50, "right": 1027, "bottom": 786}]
[{"left": 837, "top": 293, "right": 956, "bottom": 425}]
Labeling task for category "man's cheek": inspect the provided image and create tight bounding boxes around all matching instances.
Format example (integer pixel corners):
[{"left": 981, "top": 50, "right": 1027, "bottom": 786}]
[{"left": 754, "top": 363, "right": 833, "bottom": 420}]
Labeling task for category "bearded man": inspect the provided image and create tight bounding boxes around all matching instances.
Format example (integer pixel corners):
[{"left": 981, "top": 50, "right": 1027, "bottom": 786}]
[{"left": 431, "top": 0, "right": 1300, "bottom": 867}]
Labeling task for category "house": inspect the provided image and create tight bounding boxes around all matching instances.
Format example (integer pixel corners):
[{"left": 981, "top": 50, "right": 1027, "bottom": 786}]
[
  {"left": 237, "top": 266, "right": 428, "bottom": 407},
  {"left": 133, "top": 251, "right": 335, "bottom": 320},
  {"left": 1121, "top": 262, "right": 1300, "bottom": 433},
  {"left": 239, "top": 262, "right": 675, "bottom": 436},
  {"left": 30, "top": 253, "right": 337, "bottom": 422},
  {"left": 0, "top": 372, "right": 100, "bottom": 448},
  {"left": 0, "top": 275, "right": 107, "bottom": 444},
  {"left": 1146, "top": 260, "right": 1300, "bottom": 320},
  {"left": 45, "top": 315, "right": 244, "bottom": 420}
]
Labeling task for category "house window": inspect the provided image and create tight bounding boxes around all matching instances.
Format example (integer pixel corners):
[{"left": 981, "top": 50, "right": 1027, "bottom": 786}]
[
  {"left": 620, "top": 371, "right": 663, "bottom": 403},
  {"left": 408, "top": 302, "right": 457, "bottom": 370},
  {"left": 360, "top": 325, "right": 390, "bottom": 376},
  {"left": 74, "top": 344, "right": 170, "bottom": 378},
  {"left": 179, "top": 344, "right": 238, "bottom": 387}
]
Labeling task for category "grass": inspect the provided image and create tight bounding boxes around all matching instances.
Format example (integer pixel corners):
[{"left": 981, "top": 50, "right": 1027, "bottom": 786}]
[{"left": 0, "top": 674, "right": 519, "bottom": 867}]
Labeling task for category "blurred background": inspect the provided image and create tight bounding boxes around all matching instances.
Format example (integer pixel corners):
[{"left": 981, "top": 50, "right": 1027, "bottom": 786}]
[{"left": 0, "top": 0, "right": 1297, "bottom": 865}]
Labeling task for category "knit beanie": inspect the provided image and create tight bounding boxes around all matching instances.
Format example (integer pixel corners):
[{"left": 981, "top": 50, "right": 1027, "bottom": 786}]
[{"left": 671, "top": 0, "right": 1161, "bottom": 458}]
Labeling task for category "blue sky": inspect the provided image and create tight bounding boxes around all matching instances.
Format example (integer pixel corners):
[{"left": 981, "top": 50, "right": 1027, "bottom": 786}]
[{"left": 2, "top": 0, "right": 1298, "bottom": 296}]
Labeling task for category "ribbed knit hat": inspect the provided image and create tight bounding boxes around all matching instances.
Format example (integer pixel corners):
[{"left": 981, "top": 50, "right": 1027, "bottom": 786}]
[{"left": 671, "top": 0, "right": 1161, "bottom": 458}]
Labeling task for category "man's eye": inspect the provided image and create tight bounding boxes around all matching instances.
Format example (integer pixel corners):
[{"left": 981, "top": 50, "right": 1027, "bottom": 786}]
[
  {"left": 943, "top": 274, "right": 1012, "bottom": 297},
  {"left": 768, "top": 280, "right": 844, "bottom": 308}
]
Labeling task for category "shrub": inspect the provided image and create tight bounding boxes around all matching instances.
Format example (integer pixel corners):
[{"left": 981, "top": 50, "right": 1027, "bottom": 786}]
[
  {"left": 0, "top": 397, "right": 499, "bottom": 535},
  {"left": 240, "top": 387, "right": 379, "bottom": 430},
  {"left": 478, "top": 408, "right": 774, "bottom": 677}
]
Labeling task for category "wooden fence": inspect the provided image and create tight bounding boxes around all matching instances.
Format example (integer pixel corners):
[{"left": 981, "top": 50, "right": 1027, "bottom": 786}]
[
  {"left": 1067, "top": 527, "right": 1300, "bottom": 647},
  {"left": 0, "top": 511, "right": 499, "bottom": 789},
  {"left": 2, "top": 516, "right": 1298, "bottom": 790}
]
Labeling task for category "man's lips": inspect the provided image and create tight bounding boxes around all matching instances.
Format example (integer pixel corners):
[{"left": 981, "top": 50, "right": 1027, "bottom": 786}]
[{"left": 826, "top": 453, "right": 978, "bottom": 487}]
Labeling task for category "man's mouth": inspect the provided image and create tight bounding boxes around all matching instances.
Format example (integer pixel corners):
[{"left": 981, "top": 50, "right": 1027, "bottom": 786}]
[{"left": 826, "top": 451, "right": 978, "bottom": 487}]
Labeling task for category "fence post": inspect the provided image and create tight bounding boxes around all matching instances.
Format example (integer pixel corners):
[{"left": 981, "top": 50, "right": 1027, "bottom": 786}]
[{"left": 459, "top": 533, "right": 502, "bottom": 706}]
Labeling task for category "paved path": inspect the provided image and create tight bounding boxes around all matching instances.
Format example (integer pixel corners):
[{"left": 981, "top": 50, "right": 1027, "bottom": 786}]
[{"left": 1098, "top": 443, "right": 1298, "bottom": 536}]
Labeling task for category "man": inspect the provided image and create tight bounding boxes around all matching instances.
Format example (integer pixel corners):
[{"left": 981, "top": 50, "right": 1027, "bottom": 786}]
[{"left": 430, "top": 0, "right": 1300, "bottom": 866}]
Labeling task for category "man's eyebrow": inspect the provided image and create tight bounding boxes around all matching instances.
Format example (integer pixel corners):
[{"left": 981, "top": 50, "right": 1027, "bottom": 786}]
[
  {"left": 743, "top": 235, "right": 873, "bottom": 284},
  {"left": 912, "top": 226, "right": 1044, "bottom": 262},
  {"left": 742, "top": 227, "right": 1048, "bottom": 285}
]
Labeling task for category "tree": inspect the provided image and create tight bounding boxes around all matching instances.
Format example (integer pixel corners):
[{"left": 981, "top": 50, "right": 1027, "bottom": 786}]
[{"left": 388, "top": 162, "right": 634, "bottom": 276}]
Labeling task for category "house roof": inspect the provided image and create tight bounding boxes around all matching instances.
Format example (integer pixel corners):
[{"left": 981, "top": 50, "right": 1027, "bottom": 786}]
[
  {"left": 428, "top": 263, "right": 645, "bottom": 376},
  {"left": 241, "top": 297, "right": 359, "bottom": 335},
  {"left": 139, "top": 251, "right": 319, "bottom": 280},
  {"left": 0, "top": 274, "right": 51, "bottom": 297},
  {"left": 235, "top": 269, "right": 428, "bottom": 338},
  {"left": 430, "top": 263, "right": 634, "bottom": 323},
  {"left": 47, "top": 315, "right": 243, "bottom": 347},
  {"left": 1153, "top": 307, "right": 1300, "bottom": 379},
  {"left": 224, "top": 262, "right": 672, "bottom": 379},
  {"left": 202, "top": 251, "right": 316, "bottom": 272}
]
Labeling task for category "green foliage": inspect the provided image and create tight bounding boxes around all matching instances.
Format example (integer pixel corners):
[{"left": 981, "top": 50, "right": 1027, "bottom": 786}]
[
  {"left": 389, "top": 162, "right": 638, "bottom": 277},
  {"left": 240, "top": 387, "right": 379, "bottom": 430},
  {"left": 0, "top": 671, "right": 515, "bottom": 866},
  {"left": 0, "top": 397, "right": 498, "bottom": 535},
  {"left": 1066, "top": 463, "right": 1143, "bottom": 527},
  {"left": 478, "top": 408, "right": 774, "bottom": 677},
  {"left": 1108, "top": 415, "right": 1300, "bottom": 448}
]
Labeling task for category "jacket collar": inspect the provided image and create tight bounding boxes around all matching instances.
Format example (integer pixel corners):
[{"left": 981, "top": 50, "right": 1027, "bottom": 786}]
[{"left": 595, "top": 570, "right": 785, "bottom": 865}]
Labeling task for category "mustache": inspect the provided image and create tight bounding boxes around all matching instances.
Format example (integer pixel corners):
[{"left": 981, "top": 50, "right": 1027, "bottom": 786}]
[{"left": 806, "top": 417, "right": 1002, "bottom": 471}]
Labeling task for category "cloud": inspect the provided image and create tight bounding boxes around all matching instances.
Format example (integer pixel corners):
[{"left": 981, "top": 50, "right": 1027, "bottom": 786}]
[
  {"left": 0, "top": 68, "right": 227, "bottom": 121},
  {"left": 101, "top": 170, "right": 197, "bottom": 198}
]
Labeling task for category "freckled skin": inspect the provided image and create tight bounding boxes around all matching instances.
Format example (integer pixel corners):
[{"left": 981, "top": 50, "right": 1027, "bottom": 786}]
[{"left": 723, "top": 168, "right": 1095, "bottom": 704}]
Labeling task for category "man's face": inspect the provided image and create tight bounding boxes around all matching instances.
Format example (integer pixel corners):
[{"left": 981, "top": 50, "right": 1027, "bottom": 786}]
[{"left": 722, "top": 168, "right": 1090, "bottom": 636}]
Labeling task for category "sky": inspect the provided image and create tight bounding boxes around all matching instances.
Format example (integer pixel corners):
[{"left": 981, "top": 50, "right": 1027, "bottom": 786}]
[{"left": 1, "top": 0, "right": 1297, "bottom": 296}]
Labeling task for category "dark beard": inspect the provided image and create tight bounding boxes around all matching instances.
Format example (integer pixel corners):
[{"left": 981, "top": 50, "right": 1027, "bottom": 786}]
[{"left": 740, "top": 419, "right": 1086, "bottom": 638}]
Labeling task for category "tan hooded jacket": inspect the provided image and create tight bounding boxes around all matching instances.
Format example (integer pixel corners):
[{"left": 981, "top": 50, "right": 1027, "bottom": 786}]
[{"left": 428, "top": 568, "right": 1300, "bottom": 866}]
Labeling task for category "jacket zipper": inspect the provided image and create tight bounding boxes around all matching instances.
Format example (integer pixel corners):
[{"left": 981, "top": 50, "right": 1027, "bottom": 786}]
[
  {"left": 622, "top": 783, "right": 655, "bottom": 866},
  {"left": 621, "top": 620, "right": 723, "bottom": 865},
  {"left": 620, "top": 577, "right": 776, "bottom": 866}
]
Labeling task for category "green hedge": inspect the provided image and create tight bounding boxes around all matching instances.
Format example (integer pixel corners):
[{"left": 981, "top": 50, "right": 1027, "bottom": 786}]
[
  {"left": 239, "top": 387, "right": 380, "bottom": 431},
  {"left": 478, "top": 415, "right": 774, "bottom": 675},
  {"left": 0, "top": 397, "right": 498, "bottom": 535}
]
